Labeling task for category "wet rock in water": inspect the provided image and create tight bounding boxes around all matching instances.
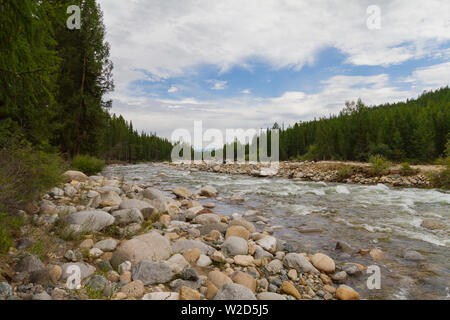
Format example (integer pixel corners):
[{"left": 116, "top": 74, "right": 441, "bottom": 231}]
[
  {"left": 420, "top": 219, "right": 445, "bottom": 230},
  {"left": 257, "top": 292, "right": 287, "bottom": 300},
  {"left": 335, "top": 240, "right": 356, "bottom": 254},
  {"left": 230, "top": 194, "right": 245, "bottom": 202},
  {"left": 283, "top": 253, "right": 319, "bottom": 274},
  {"left": 60, "top": 210, "right": 115, "bottom": 232},
  {"left": 222, "top": 236, "right": 248, "bottom": 256},
  {"left": 336, "top": 285, "right": 360, "bottom": 300},
  {"left": 111, "top": 231, "right": 172, "bottom": 268},
  {"left": 214, "top": 283, "right": 256, "bottom": 300},
  {"left": 132, "top": 261, "right": 172, "bottom": 285},
  {"left": 369, "top": 248, "right": 386, "bottom": 261},
  {"left": 172, "top": 187, "right": 192, "bottom": 199},
  {"left": 343, "top": 263, "right": 363, "bottom": 276},
  {"left": 311, "top": 253, "right": 335, "bottom": 273},
  {"left": 112, "top": 208, "right": 143, "bottom": 225},
  {"left": 15, "top": 255, "right": 45, "bottom": 273},
  {"left": 331, "top": 271, "right": 347, "bottom": 283},
  {"left": 404, "top": 250, "right": 426, "bottom": 262},
  {"left": 256, "top": 236, "right": 277, "bottom": 253},
  {"left": 200, "top": 185, "right": 218, "bottom": 198}
]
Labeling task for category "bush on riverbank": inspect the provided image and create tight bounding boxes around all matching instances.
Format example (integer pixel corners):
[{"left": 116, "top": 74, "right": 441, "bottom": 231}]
[
  {"left": 0, "top": 211, "right": 24, "bottom": 254},
  {"left": 399, "top": 162, "right": 419, "bottom": 176},
  {"left": 429, "top": 164, "right": 450, "bottom": 189},
  {"left": 0, "top": 144, "right": 66, "bottom": 212},
  {"left": 336, "top": 165, "right": 355, "bottom": 181},
  {"left": 369, "top": 154, "right": 391, "bottom": 175},
  {"left": 72, "top": 155, "right": 105, "bottom": 176}
]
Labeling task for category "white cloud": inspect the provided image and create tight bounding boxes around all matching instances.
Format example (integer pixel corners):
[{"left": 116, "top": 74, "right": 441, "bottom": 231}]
[
  {"left": 241, "top": 89, "right": 251, "bottom": 94},
  {"left": 207, "top": 80, "right": 227, "bottom": 90},
  {"left": 404, "top": 62, "right": 450, "bottom": 89},
  {"left": 168, "top": 86, "right": 178, "bottom": 93}
]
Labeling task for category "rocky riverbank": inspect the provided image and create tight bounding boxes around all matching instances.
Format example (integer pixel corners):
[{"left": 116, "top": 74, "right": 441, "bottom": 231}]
[
  {"left": 166, "top": 161, "right": 440, "bottom": 188},
  {"left": 1, "top": 169, "right": 393, "bottom": 300}
]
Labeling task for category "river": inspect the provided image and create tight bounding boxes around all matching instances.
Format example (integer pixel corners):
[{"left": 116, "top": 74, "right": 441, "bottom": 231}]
[{"left": 103, "top": 163, "right": 450, "bottom": 300}]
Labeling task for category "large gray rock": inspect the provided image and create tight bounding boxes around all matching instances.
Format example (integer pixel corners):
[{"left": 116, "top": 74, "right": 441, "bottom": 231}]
[
  {"left": 254, "top": 245, "right": 273, "bottom": 259},
  {"left": 100, "top": 190, "right": 122, "bottom": 207},
  {"left": 61, "top": 262, "right": 96, "bottom": 280},
  {"left": 32, "top": 291, "right": 52, "bottom": 300},
  {"left": 283, "top": 253, "right": 319, "bottom": 274},
  {"left": 193, "top": 214, "right": 221, "bottom": 225},
  {"left": 257, "top": 292, "right": 287, "bottom": 300},
  {"left": 15, "top": 255, "right": 45, "bottom": 273},
  {"left": 63, "top": 170, "right": 88, "bottom": 182},
  {"left": 119, "top": 199, "right": 152, "bottom": 210},
  {"left": 83, "top": 275, "right": 110, "bottom": 296},
  {"left": 111, "top": 231, "right": 172, "bottom": 268},
  {"left": 94, "top": 239, "right": 118, "bottom": 252},
  {"left": 214, "top": 283, "right": 256, "bottom": 300},
  {"left": 132, "top": 261, "right": 172, "bottom": 285},
  {"left": 142, "top": 188, "right": 165, "bottom": 201},
  {"left": 141, "top": 188, "right": 168, "bottom": 215},
  {"left": 172, "top": 187, "right": 191, "bottom": 199},
  {"left": 60, "top": 210, "right": 115, "bottom": 232},
  {"left": 198, "top": 222, "right": 227, "bottom": 235},
  {"left": 111, "top": 208, "right": 143, "bottom": 225},
  {"left": 222, "top": 236, "right": 248, "bottom": 256},
  {"left": 172, "top": 239, "right": 214, "bottom": 255}
]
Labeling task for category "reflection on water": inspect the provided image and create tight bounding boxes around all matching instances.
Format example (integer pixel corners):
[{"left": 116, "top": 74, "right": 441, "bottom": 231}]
[{"left": 103, "top": 163, "right": 450, "bottom": 300}]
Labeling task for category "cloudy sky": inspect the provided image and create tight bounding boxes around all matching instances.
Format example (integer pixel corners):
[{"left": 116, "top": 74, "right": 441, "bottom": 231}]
[{"left": 97, "top": 0, "right": 450, "bottom": 141}]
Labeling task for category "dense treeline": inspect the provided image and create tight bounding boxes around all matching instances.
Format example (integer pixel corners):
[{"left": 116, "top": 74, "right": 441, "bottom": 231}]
[
  {"left": 0, "top": 0, "right": 171, "bottom": 161},
  {"left": 276, "top": 88, "right": 449, "bottom": 162}
]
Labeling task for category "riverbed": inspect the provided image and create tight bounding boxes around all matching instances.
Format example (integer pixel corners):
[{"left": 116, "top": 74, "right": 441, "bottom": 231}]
[{"left": 103, "top": 163, "right": 450, "bottom": 300}]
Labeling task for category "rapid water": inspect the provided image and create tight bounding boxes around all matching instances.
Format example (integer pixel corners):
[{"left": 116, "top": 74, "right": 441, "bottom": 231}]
[{"left": 103, "top": 163, "right": 450, "bottom": 300}]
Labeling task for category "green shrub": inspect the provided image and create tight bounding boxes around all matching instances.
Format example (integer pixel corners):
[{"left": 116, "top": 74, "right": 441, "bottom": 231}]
[
  {"left": 429, "top": 164, "right": 450, "bottom": 190},
  {"left": 336, "top": 165, "right": 354, "bottom": 181},
  {"left": 72, "top": 155, "right": 105, "bottom": 176},
  {"left": 0, "top": 212, "right": 23, "bottom": 254},
  {"left": 369, "top": 154, "right": 390, "bottom": 175},
  {"left": 0, "top": 145, "right": 66, "bottom": 211},
  {"left": 399, "top": 162, "right": 418, "bottom": 176}
]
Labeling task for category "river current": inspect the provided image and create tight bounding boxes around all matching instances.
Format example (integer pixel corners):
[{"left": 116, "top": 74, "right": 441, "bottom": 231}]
[{"left": 103, "top": 163, "right": 450, "bottom": 300}]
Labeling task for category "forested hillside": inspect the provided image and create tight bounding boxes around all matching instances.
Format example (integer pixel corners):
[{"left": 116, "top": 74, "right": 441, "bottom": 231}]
[
  {"left": 277, "top": 88, "right": 449, "bottom": 162},
  {"left": 0, "top": 0, "right": 172, "bottom": 162}
]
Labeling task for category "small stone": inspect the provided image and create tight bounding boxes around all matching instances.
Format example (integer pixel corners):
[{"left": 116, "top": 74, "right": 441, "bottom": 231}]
[
  {"left": 231, "top": 271, "right": 257, "bottom": 292},
  {"left": 79, "top": 239, "right": 94, "bottom": 249},
  {"left": 183, "top": 248, "right": 201, "bottom": 263},
  {"left": 369, "top": 248, "right": 386, "bottom": 261},
  {"left": 119, "top": 271, "right": 132, "bottom": 284},
  {"left": 89, "top": 248, "right": 104, "bottom": 258},
  {"left": 51, "top": 288, "right": 66, "bottom": 300},
  {"left": 288, "top": 269, "right": 297, "bottom": 281},
  {"left": 267, "top": 259, "right": 284, "bottom": 274},
  {"left": 0, "top": 282, "right": 13, "bottom": 298},
  {"left": 197, "top": 254, "right": 212, "bottom": 267},
  {"left": 331, "top": 271, "right": 347, "bottom": 283},
  {"left": 180, "top": 286, "right": 202, "bottom": 300},
  {"left": 107, "top": 271, "right": 120, "bottom": 282},
  {"left": 311, "top": 253, "right": 335, "bottom": 273},
  {"left": 233, "top": 255, "right": 254, "bottom": 267},
  {"left": 94, "top": 239, "right": 118, "bottom": 252},
  {"left": 204, "top": 230, "right": 222, "bottom": 241},
  {"left": 211, "top": 250, "right": 226, "bottom": 263},
  {"left": 225, "top": 226, "right": 250, "bottom": 240},
  {"left": 142, "top": 292, "right": 179, "bottom": 300},
  {"left": 222, "top": 236, "right": 248, "bottom": 256},
  {"left": 336, "top": 285, "right": 360, "bottom": 300},
  {"left": 166, "top": 254, "right": 190, "bottom": 274},
  {"left": 214, "top": 283, "right": 256, "bottom": 300},
  {"left": 32, "top": 291, "right": 52, "bottom": 300},
  {"left": 114, "top": 292, "right": 127, "bottom": 300},
  {"left": 118, "top": 261, "right": 132, "bottom": 274},
  {"left": 323, "top": 284, "right": 336, "bottom": 293},
  {"left": 120, "top": 280, "right": 145, "bottom": 298},
  {"left": 404, "top": 250, "right": 426, "bottom": 261},
  {"left": 281, "top": 281, "right": 302, "bottom": 300},
  {"left": 132, "top": 261, "right": 172, "bottom": 285},
  {"left": 181, "top": 268, "right": 200, "bottom": 281}
]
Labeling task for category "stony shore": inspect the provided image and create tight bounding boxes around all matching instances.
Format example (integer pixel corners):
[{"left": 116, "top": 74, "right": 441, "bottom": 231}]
[
  {"left": 166, "top": 160, "right": 439, "bottom": 188},
  {"left": 0, "top": 168, "right": 394, "bottom": 301}
]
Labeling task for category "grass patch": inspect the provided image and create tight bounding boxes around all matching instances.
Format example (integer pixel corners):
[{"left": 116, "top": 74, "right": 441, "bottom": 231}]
[
  {"left": 72, "top": 155, "right": 105, "bottom": 176},
  {"left": 399, "top": 162, "right": 419, "bottom": 176},
  {"left": 428, "top": 167, "right": 450, "bottom": 189},
  {"left": 0, "top": 212, "right": 24, "bottom": 254},
  {"left": 369, "top": 154, "right": 391, "bottom": 175},
  {"left": 336, "top": 165, "right": 355, "bottom": 181}
]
